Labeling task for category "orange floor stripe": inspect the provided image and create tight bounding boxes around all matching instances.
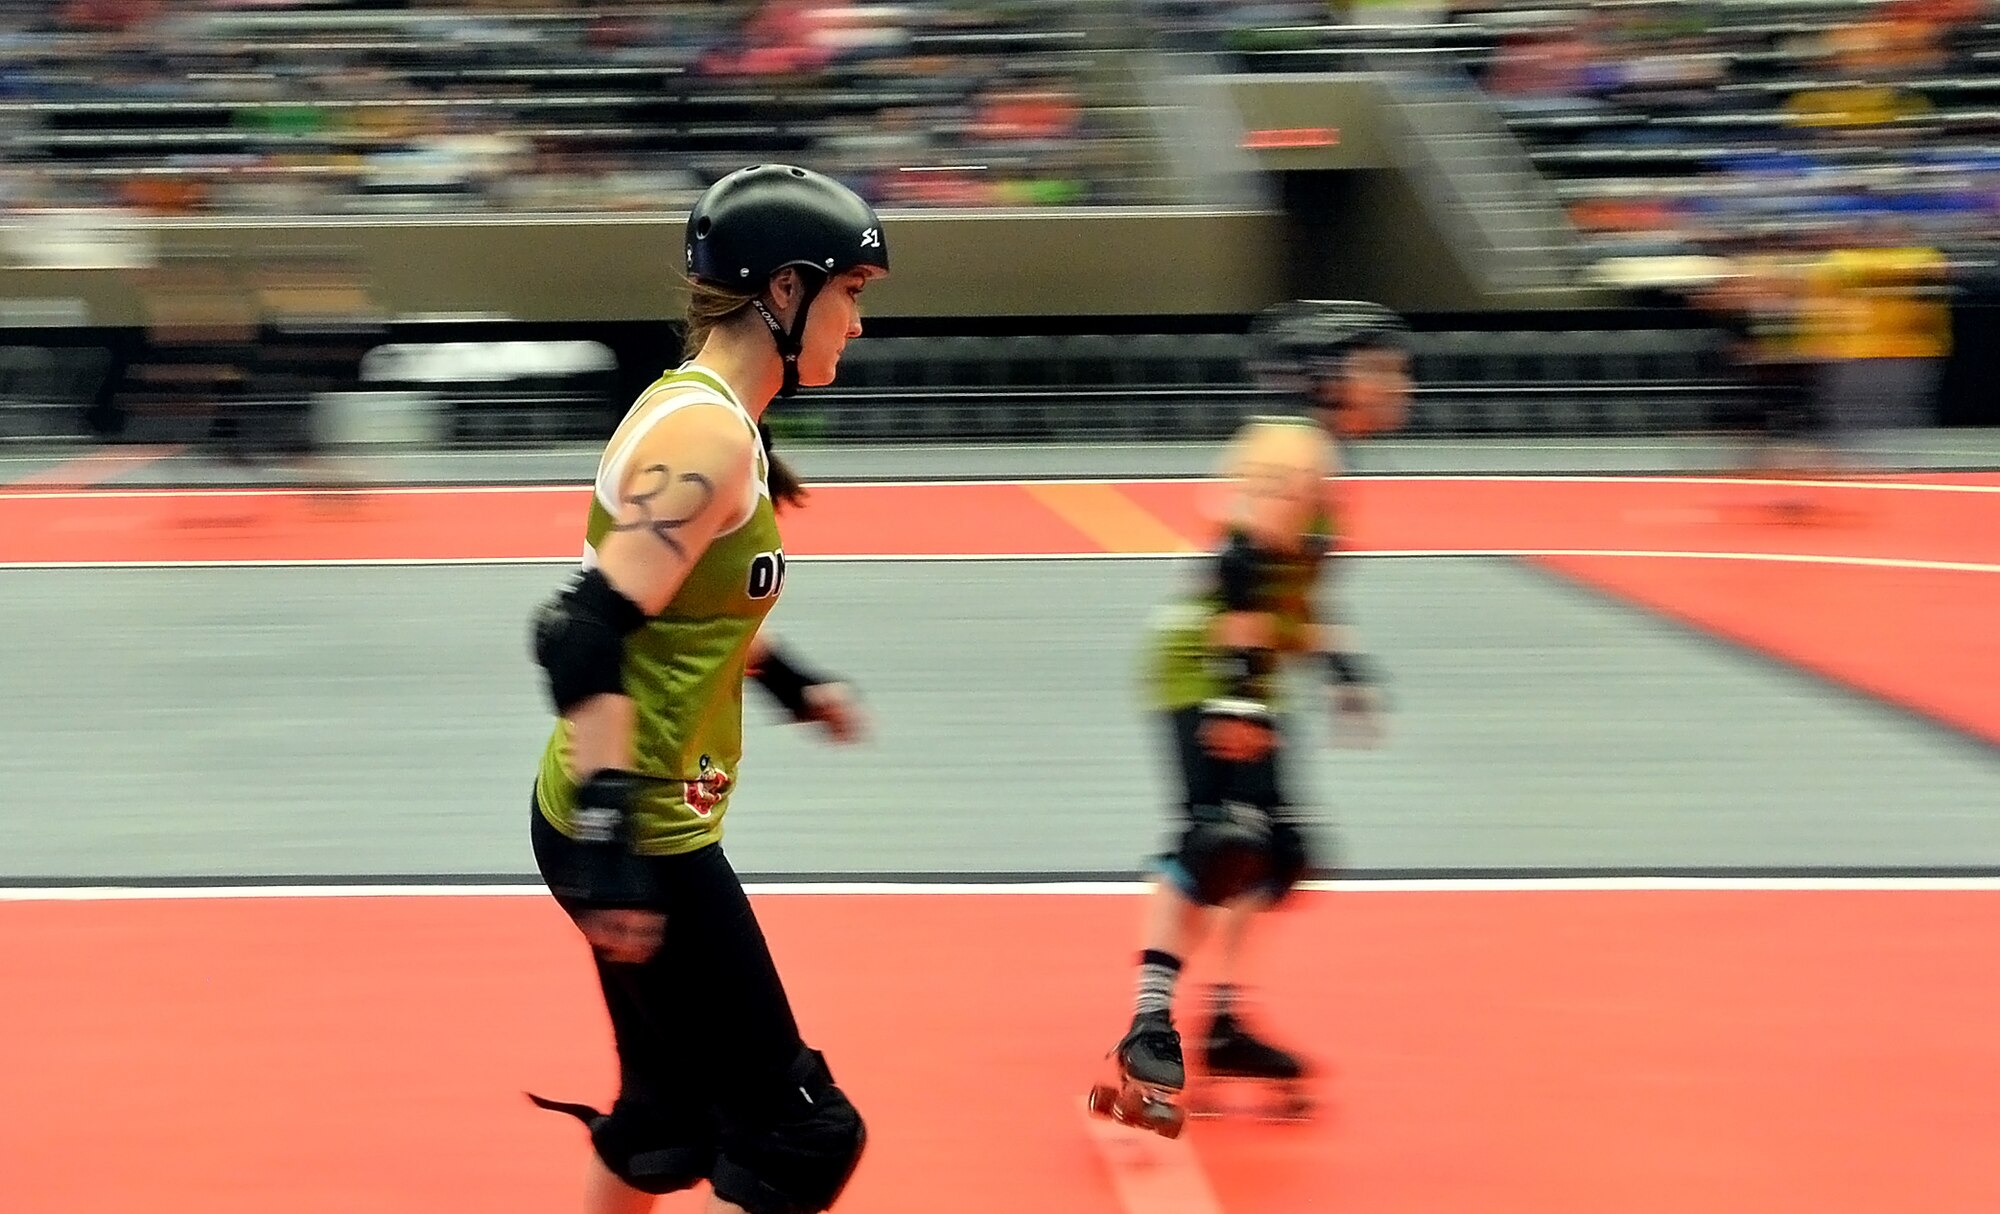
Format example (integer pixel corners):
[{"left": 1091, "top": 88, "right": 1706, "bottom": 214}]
[
  {"left": 5, "top": 889, "right": 1999, "bottom": 1214},
  {"left": 1023, "top": 483, "right": 1199, "bottom": 554},
  {"left": 779, "top": 482, "right": 1112, "bottom": 556}
]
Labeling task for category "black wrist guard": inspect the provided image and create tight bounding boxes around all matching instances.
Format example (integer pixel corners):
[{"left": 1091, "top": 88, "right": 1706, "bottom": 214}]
[
  {"left": 555, "top": 769, "right": 655, "bottom": 909},
  {"left": 751, "top": 643, "right": 832, "bottom": 721}
]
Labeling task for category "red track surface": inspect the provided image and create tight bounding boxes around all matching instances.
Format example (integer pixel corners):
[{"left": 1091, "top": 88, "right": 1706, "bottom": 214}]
[
  {"left": 6, "top": 889, "right": 1999, "bottom": 1214},
  {"left": 0, "top": 475, "right": 1992, "bottom": 565}
]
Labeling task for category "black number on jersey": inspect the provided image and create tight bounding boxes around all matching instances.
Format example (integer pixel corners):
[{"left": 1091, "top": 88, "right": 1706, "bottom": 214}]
[{"left": 746, "top": 549, "right": 787, "bottom": 600}]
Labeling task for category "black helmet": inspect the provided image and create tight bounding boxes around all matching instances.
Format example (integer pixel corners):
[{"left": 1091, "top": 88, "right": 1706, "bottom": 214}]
[
  {"left": 1249, "top": 298, "right": 1408, "bottom": 391},
  {"left": 686, "top": 163, "right": 889, "bottom": 287},
  {"left": 684, "top": 164, "right": 888, "bottom": 397}
]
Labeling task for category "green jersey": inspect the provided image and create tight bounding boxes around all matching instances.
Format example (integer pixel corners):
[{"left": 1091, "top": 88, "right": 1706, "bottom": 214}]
[
  {"left": 1146, "top": 474, "right": 1337, "bottom": 712},
  {"left": 536, "top": 366, "right": 786, "bottom": 855}
]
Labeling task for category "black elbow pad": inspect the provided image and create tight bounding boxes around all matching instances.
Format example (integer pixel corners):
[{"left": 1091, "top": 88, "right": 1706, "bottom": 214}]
[{"left": 531, "top": 567, "right": 649, "bottom": 715}]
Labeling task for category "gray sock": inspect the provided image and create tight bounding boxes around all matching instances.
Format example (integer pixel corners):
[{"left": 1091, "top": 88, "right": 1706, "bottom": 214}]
[{"left": 1134, "top": 949, "right": 1183, "bottom": 1018}]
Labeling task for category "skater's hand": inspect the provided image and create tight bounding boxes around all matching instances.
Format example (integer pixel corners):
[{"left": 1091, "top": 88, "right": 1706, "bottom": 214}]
[
  {"left": 1200, "top": 714, "right": 1275, "bottom": 762},
  {"left": 579, "top": 907, "right": 665, "bottom": 964},
  {"left": 802, "top": 681, "right": 866, "bottom": 745},
  {"left": 1328, "top": 684, "right": 1387, "bottom": 749}
]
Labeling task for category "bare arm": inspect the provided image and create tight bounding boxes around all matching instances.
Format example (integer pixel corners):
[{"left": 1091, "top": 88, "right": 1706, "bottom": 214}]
[{"left": 567, "top": 405, "right": 754, "bottom": 778}]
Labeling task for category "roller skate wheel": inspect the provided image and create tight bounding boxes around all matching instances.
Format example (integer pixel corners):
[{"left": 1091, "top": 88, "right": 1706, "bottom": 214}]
[{"left": 1086, "top": 1084, "right": 1119, "bottom": 1118}]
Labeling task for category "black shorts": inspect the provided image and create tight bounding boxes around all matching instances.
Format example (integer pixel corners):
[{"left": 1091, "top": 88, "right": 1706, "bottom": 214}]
[
  {"left": 1164, "top": 704, "right": 1289, "bottom": 817},
  {"left": 530, "top": 795, "right": 806, "bottom": 1150},
  {"left": 1158, "top": 706, "right": 1310, "bottom": 903}
]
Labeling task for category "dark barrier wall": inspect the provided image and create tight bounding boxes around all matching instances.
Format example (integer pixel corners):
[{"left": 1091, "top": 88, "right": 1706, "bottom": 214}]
[
  {"left": 19, "top": 302, "right": 1995, "bottom": 444},
  {"left": 1939, "top": 303, "right": 1999, "bottom": 428}
]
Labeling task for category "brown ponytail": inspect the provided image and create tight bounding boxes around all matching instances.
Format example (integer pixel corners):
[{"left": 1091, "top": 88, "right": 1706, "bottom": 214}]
[
  {"left": 756, "top": 419, "right": 807, "bottom": 509},
  {"left": 681, "top": 278, "right": 808, "bottom": 510}
]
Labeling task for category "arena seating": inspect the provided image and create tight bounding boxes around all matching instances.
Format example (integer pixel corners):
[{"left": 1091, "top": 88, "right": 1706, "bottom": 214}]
[
  {"left": 0, "top": 0, "right": 1149, "bottom": 215},
  {"left": 1146, "top": 0, "right": 1999, "bottom": 269}
]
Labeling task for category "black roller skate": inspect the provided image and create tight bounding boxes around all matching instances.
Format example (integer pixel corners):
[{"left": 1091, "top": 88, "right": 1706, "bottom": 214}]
[
  {"left": 1190, "top": 1008, "right": 1312, "bottom": 1123},
  {"left": 1086, "top": 1010, "right": 1188, "bottom": 1139}
]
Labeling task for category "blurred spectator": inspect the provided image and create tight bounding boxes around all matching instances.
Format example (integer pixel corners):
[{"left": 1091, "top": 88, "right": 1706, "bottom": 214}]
[
  {"left": 1692, "top": 239, "right": 1821, "bottom": 469},
  {"left": 971, "top": 77, "right": 1082, "bottom": 143},
  {"left": 1784, "top": 83, "right": 1934, "bottom": 130},
  {"left": 1800, "top": 216, "right": 1955, "bottom": 463},
  {"left": 57, "top": 0, "right": 163, "bottom": 34},
  {"left": 1486, "top": 21, "right": 1597, "bottom": 105}
]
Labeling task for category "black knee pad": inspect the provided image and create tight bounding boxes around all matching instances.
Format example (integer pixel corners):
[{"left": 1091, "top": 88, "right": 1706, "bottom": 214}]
[
  {"left": 527, "top": 1093, "right": 714, "bottom": 1196},
  {"left": 1177, "top": 802, "right": 1275, "bottom": 907},
  {"left": 712, "top": 1048, "right": 866, "bottom": 1214},
  {"left": 594, "top": 1110, "right": 717, "bottom": 1196}
]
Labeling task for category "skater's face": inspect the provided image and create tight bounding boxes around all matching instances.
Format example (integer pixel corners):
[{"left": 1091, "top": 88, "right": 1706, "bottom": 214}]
[
  {"left": 1319, "top": 346, "right": 1411, "bottom": 437},
  {"left": 768, "top": 266, "right": 882, "bottom": 389}
]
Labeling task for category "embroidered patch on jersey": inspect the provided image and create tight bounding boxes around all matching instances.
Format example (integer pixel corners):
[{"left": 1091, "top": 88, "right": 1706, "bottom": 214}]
[{"left": 685, "top": 753, "right": 733, "bottom": 818}]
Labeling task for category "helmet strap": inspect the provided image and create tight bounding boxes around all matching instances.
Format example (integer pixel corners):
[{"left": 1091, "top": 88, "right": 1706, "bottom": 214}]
[{"left": 752, "top": 268, "right": 829, "bottom": 398}]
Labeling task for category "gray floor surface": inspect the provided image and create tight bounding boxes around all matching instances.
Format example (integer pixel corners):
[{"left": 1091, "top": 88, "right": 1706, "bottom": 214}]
[{"left": 4, "top": 556, "right": 1992, "bottom": 884}]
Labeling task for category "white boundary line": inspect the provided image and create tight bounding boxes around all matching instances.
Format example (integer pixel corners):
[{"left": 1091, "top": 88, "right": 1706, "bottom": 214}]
[
  {"left": 7, "top": 876, "right": 2000, "bottom": 902},
  {"left": 5, "top": 549, "right": 1996, "bottom": 573},
  {"left": 2, "top": 473, "right": 1998, "bottom": 501},
  {"left": 843, "top": 473, "right": 2000, "bottom": 493},
  {"left": 1507, "top": 549, "right": 2000, "bottom": 574}
]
